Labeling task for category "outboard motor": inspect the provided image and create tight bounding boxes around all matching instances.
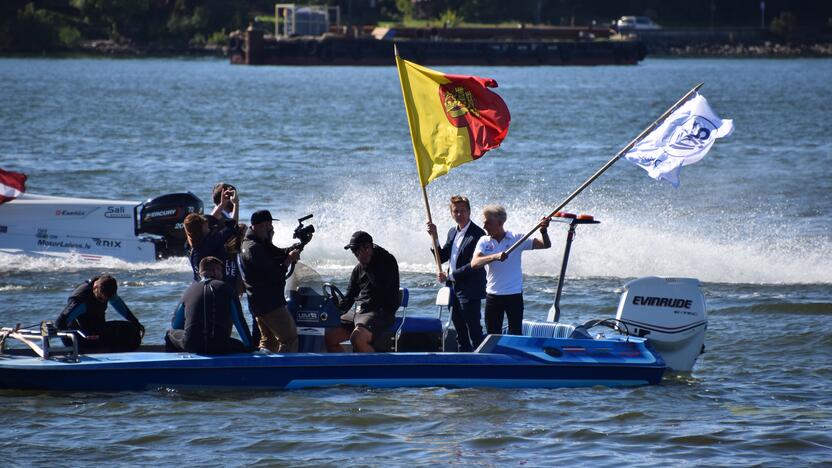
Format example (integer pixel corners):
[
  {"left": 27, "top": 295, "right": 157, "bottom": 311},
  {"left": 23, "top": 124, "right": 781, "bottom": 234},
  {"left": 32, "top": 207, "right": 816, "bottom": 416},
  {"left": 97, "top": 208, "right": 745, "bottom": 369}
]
[
  {"left": 615, "top": 277, "right": 707, "bottom": 372},
  {"left": 134, "top": 192, "right": 203, "bottom": 258}
]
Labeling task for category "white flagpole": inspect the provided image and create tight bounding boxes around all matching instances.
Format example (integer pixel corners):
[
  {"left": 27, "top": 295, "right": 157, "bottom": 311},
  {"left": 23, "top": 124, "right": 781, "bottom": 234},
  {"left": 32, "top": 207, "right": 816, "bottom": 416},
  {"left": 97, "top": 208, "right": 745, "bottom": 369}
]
[{"left": 505, "top": 82, "right": 704, "bottom": 256}]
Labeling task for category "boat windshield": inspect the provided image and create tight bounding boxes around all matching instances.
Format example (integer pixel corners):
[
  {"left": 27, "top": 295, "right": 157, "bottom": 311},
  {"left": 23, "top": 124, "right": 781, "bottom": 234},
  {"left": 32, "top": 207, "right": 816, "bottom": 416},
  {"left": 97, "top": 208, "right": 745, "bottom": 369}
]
[{"left": 286, "top": 262, "right": 323, "bottom": 295}]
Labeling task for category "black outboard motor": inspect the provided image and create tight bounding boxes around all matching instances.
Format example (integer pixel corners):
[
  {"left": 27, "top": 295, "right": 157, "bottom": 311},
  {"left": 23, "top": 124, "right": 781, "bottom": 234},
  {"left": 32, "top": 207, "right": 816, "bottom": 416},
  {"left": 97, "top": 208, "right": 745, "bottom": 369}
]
[{"left": 134, "top": 192, "right": 203, "bottom": 258}]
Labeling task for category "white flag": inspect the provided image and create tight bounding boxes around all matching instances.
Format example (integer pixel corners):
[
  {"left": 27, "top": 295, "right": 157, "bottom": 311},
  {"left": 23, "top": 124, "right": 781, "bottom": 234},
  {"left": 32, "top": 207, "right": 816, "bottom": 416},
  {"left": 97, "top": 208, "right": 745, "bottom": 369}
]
[{"left": 623, "top": 94, "right": 733, "bottom": 187}]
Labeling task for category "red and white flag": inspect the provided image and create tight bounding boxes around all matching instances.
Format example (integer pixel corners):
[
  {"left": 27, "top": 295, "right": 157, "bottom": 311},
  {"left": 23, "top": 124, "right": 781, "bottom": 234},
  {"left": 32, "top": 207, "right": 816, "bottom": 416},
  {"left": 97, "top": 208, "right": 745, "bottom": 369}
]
[{"left": 0, "top": 168, "right": 27, "bottom": 204}]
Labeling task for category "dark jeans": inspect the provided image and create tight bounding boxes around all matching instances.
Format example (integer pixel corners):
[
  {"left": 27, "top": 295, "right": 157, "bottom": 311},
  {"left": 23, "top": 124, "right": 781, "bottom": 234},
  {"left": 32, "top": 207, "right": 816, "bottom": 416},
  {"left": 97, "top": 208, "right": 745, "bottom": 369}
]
[
  {"left": 451, "top": 294, "right": 483, "bottom": 352},
  {"left": 485, "top": 293, "right": 524, "bottom": 335}
]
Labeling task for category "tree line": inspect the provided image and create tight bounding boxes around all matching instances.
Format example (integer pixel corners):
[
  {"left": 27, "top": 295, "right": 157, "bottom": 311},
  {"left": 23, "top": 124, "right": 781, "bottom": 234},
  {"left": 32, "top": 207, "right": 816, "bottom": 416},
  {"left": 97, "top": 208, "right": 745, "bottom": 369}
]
[{"left": 2, "top": 0, "right": 829, "bottom": 51}]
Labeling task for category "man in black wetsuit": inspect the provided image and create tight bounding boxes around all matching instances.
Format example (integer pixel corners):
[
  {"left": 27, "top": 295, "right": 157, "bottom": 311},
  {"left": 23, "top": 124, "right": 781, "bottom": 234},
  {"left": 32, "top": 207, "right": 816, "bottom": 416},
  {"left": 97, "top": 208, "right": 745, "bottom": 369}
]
[
  {"left": 55, "top": 274, "right": 144, "bottom": 353},
  {"left": 325, "top": 231, "right": 400, "bottom": 353},
  {"left": 165, "top": 256, "right": 250, "bottom": 354}
]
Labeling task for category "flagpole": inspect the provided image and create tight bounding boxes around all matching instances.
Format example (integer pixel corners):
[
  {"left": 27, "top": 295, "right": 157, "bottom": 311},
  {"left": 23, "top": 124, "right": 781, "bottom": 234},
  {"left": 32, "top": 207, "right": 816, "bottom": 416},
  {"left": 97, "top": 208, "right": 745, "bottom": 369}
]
[
  {"left": 505, "top": 82, "right": 705, "bottom": 256},
  {"left": 394, "top": 44, "right": 444, "bottom": 277}
]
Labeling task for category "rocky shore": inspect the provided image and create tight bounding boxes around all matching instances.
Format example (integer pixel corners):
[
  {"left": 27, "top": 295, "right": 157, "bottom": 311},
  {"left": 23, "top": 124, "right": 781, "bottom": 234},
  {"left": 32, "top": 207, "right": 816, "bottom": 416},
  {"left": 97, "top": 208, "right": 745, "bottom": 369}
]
[{"left": 660, "top": 42, "right": 832, "bottom": 57}]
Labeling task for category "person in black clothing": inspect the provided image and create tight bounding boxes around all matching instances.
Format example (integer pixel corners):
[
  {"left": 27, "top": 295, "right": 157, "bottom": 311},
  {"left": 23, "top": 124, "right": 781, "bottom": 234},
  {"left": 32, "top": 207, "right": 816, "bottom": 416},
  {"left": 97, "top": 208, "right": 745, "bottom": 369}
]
[
  {"left": 240, "top": 209, "right": 301, "bottom": 353},
  {"left": 55, "top": 274, "right": 144, "bottom": 353},
  {"left": 426, "top": 195, "right": 487, "bottom": 351},
  {"left": 184, "top": 213, "right": 238, "bottom": 282},
  {"left": 165, "top": 257, "right": 251, "bottom": 355},
  {"left": 325, "top": 231, "right": 400, "bottom": 353}
]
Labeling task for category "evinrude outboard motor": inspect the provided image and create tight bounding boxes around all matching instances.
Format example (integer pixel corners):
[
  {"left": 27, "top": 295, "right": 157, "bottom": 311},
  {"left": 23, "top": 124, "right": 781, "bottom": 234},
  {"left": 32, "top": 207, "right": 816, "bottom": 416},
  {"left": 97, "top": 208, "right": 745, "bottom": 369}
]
[
  {"left": 134, "top": 192, "right": 203, "bottom": 258},
  {"left": 615, "top": 277, "right": 707, "bottom": 372}
]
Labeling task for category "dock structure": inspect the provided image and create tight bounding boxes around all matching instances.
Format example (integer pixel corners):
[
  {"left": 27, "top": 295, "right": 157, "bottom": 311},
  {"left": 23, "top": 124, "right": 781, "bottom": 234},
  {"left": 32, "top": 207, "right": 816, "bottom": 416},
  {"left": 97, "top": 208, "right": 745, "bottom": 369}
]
[{"left": 230, "top": 8, "right": 647, "bottom": 67}]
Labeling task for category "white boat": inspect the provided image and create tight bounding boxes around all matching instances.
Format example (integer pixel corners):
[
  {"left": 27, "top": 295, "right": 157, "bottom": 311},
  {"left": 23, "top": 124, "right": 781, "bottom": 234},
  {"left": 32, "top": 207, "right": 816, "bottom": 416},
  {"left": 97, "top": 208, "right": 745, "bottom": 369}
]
[{"left": 0, "top": 192, "right": 203, "bottom": 262}]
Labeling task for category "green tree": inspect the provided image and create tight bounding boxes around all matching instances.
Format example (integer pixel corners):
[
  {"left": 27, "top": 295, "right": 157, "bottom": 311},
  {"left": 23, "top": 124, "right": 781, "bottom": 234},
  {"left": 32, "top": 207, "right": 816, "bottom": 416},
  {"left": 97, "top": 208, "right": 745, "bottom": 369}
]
[{"left": 771, "top": 10, "right": 797, "bottom": 42}]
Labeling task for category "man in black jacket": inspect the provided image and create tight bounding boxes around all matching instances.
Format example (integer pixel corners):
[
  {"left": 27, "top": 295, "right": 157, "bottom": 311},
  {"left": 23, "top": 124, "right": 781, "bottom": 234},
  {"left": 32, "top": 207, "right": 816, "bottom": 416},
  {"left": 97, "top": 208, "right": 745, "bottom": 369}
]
[
  {"left": 240, "top": 209, "right": 301, "bottom": 353},
  {"left": 427, "top": 195, "right": 487, "bottom": 351},
  {"left": 55, "top": 274, "right": 144, "bottom": 353},
  {"left": 325, "top": 231, "right": 400, "bottom": 353},
  {"left": 165, "top": 256, "right": 250, "bottom": 354}
]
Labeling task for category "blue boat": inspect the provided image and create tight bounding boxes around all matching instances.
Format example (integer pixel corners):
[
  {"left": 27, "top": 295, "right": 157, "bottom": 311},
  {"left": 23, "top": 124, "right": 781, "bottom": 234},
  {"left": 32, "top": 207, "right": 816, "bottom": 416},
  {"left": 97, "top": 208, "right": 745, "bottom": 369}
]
[
  {"left": 0, "top": 215, "right": 705, "bottom": 392},
  {"left": 0, "top": 329, "right": 665, "bottom": 391}
]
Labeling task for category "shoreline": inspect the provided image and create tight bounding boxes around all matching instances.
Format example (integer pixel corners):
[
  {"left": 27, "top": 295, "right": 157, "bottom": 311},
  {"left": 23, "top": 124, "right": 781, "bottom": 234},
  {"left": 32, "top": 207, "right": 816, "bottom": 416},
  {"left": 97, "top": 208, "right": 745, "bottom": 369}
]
[{"left": 2, "top": 41, "right": 831, "bottom": 60}]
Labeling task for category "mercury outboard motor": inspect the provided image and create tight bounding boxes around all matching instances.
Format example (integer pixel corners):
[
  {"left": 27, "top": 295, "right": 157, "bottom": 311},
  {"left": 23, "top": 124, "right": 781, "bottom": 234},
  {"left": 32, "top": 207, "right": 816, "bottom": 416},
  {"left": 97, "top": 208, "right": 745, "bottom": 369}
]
[
  {"left": 615, "top": 277, "right": 707, "bottom": 372},
  {"left": 134, "top": 192, "right": 203, "bottom": 258}
]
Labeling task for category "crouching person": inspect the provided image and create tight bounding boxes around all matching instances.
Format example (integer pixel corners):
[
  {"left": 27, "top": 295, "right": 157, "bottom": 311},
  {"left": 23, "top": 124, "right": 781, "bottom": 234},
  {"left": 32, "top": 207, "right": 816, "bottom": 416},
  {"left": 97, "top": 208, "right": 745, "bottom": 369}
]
[
  {"left": 165, "top": 256, "right": 252, "bottom": 354},
  {"left": 56, "top": 274, "right": 144, "bottom": 353}
]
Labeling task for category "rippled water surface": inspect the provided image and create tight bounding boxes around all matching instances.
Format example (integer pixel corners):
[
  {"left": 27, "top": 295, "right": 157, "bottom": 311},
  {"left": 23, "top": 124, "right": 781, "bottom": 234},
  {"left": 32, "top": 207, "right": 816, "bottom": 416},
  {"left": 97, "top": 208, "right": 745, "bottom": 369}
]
[{"left": 0, "top": 57, "right": 830, "bottom": 466}]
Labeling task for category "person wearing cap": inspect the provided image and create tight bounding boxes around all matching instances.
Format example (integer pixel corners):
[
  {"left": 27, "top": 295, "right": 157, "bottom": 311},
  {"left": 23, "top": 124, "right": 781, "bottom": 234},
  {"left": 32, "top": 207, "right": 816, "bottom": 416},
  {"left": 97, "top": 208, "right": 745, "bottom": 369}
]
[
  {"left": 240, "top": 209, "right": 302, "bottom": 353},
  {"left": 325, "top": 231, "right": 400, "bottom": 353},
  {"left": 426, "top": 195, "right": 487, "bottom": 352},
  {"left": 55, "top": 274, "right": 145, "bottom": 353},
  {"left": 210, "top": 182, "right": 239, "bottom": 223},
  {"left": 471, "top": 205, "right": 552, "bottom": 336},
  {"left": 184, "top": 212, "right": 238, "bottom": 283}
]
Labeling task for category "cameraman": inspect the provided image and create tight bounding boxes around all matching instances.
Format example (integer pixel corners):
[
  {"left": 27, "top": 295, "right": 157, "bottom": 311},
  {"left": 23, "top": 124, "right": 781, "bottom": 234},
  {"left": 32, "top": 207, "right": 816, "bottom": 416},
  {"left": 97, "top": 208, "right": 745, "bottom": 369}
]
[{"left": 240, "top": 210, "right": 302, "bottom": 353}]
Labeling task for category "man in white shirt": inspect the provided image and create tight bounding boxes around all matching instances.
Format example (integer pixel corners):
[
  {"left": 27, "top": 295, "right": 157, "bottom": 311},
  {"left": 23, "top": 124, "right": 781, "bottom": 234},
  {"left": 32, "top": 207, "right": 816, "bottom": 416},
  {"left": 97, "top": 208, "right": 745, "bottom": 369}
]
[{"left": 471, "top": 205, "right": 551, "bottom": 335}]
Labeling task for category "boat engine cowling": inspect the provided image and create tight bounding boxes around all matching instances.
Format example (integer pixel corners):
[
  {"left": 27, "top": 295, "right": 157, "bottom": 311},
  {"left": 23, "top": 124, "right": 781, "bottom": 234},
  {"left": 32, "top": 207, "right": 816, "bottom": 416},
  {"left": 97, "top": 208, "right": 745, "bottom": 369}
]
[
  {"left": 135, "top": 192, "right": 203, "bottom": 258},
  {"left": 615, "top": 277, "right": 707, "bottom": 372}
]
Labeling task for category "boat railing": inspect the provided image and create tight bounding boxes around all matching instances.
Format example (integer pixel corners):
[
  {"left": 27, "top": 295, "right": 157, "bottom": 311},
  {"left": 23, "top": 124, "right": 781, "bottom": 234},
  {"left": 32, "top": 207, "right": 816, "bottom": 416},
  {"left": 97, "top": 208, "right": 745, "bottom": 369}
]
[{"left": 0, "top": 322, "right": 80, "bottom": 362}]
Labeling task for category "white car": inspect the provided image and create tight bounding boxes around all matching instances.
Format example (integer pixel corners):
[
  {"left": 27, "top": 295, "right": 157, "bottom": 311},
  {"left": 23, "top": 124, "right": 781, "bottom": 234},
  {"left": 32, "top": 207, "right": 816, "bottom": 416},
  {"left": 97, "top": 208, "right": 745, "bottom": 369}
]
[{"left": 615, "top": 16, "right": 661, "bottom": 30}]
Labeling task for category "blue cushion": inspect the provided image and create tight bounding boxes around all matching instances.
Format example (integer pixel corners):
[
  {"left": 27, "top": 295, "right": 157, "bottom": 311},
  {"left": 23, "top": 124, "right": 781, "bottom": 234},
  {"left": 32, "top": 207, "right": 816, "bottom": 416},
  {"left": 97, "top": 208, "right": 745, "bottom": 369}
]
[{"left": 394, "top": 317, "right": 442, "bottom": 334}]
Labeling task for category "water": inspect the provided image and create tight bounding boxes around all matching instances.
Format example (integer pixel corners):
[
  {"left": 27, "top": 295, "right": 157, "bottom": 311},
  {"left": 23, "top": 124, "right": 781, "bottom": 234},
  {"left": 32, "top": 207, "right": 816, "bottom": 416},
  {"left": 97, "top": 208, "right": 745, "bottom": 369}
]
[{"left": 1, "top": 57, "right": 831, "bottom": 466}]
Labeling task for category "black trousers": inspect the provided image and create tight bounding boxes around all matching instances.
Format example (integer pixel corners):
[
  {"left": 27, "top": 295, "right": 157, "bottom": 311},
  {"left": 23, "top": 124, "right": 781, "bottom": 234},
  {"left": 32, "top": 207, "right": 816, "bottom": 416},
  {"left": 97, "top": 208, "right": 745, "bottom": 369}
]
[
  {"left": 164, "top": 329, "right": 249, "bottom": 355},
  {"left": 64, "top": 320, "right": 142, "bottom": 353},
  {"left": 451, "top": 294, "right": 483, "bottom": 352},
  {"left": 485, "top": 293, "right": 524, "bottom": 335}
]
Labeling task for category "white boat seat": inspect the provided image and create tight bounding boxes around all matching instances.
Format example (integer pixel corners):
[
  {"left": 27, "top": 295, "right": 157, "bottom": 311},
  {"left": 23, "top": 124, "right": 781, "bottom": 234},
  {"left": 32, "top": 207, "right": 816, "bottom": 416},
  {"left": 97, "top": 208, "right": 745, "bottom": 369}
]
[{"left": 521, "top": 320, "right": 576, "bottom": 338}]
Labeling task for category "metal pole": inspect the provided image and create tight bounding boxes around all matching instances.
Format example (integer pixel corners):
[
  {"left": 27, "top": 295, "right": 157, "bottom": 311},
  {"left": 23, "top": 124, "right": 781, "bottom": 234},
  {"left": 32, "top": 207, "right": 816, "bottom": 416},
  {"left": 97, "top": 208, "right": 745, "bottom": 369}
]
[
  {"left": 505, "top": 82, "right": 704, "bottom": 256},
  {"left": 551, "top": 223, "right": 577, "bottom": 322}
]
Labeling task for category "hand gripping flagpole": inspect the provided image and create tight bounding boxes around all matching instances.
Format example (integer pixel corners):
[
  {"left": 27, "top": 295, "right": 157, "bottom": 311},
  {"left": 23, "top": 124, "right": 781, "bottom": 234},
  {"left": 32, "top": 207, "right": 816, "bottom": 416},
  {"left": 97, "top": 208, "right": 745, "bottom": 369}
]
[
  {"left": 505, "top": 82, "right": 705, "bottom": 256},
  {"left": 394, "top": 44, "right": 444, "bottom": 276}
]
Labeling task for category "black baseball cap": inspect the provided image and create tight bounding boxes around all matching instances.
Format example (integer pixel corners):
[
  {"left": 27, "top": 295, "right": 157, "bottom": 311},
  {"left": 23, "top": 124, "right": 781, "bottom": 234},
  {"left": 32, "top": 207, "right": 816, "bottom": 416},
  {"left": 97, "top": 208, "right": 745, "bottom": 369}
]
[
  {"left": 344, "top": 231, "right": 373, "bottom": 250},
  {"left": 250, "top": 210, "right": 278, "bottom": 225}
]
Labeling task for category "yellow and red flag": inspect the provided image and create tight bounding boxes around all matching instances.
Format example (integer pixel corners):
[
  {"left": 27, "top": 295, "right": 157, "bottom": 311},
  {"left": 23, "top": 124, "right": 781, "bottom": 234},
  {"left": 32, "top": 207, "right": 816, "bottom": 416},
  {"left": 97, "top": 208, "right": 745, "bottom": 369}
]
[{"left": 396, "top": 55, "right": 511, "bottom": 186}]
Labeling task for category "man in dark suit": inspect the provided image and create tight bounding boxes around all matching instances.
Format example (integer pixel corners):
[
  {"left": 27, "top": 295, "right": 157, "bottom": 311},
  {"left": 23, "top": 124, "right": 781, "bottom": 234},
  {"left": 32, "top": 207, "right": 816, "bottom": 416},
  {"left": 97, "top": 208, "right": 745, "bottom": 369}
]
[{"left": 427, "top": 195, "right": 487, "bottom": 351}]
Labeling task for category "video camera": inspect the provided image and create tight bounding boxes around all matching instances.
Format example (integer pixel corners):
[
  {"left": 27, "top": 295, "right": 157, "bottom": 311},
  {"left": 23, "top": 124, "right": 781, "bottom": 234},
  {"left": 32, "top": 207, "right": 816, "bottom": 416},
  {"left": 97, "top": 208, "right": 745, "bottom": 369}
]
[{"left": 292, "top": 214, "right": 315, "bottom": 250}]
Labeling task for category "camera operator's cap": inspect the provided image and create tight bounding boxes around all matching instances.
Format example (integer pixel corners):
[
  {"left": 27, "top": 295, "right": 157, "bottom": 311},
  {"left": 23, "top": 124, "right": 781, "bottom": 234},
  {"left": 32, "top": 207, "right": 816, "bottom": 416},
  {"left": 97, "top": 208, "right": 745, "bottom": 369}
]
[
  {"left": 250, "top": 210, "right": 278, "bottom": 225},
  {"left": 344, "top": 231, "right": 373, "bottom": 250}
]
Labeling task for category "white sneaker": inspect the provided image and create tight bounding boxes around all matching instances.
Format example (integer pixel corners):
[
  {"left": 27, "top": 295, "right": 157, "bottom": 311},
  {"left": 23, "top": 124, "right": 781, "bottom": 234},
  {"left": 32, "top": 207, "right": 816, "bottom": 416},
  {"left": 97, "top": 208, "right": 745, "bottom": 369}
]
[{"left": 256, "top": 348, "right": 272, "bottom": 354}]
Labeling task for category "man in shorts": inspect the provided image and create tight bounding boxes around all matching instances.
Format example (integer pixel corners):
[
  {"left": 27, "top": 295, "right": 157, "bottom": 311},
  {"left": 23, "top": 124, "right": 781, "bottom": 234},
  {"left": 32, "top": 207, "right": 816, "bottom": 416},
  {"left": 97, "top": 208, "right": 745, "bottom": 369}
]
[{"left": 325, "top": 231, "right": 400, "bottom": 353}]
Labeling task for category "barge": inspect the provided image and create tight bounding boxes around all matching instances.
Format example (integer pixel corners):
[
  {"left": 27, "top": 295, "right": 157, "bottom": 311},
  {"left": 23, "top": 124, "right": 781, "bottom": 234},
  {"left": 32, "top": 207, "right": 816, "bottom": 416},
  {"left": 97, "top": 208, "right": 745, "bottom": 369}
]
[{"left": 230, "top": 25, "right": 647, "bottom": 66}]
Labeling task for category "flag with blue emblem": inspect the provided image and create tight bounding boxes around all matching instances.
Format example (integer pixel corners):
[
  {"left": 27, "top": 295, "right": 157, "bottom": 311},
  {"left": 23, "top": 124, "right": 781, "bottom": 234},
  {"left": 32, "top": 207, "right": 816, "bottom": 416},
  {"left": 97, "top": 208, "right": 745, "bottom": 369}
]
[{"left": 623, "top": 94, "right": 733, "bottom": 187}]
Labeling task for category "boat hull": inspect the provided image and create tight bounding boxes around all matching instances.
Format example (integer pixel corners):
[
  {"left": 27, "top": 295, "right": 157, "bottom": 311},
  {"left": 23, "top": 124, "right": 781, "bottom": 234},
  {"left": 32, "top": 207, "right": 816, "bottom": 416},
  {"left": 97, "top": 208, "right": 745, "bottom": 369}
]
[{"left": 0, "top": 336, "right": 666, "bottom": 392}]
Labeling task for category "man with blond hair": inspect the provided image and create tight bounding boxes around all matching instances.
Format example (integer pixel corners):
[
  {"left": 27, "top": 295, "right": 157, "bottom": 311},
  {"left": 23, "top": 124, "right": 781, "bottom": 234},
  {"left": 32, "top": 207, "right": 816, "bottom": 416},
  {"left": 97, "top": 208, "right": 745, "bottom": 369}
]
[{"left": 471, "top": 205, "right": 551, "bottom": 335}]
